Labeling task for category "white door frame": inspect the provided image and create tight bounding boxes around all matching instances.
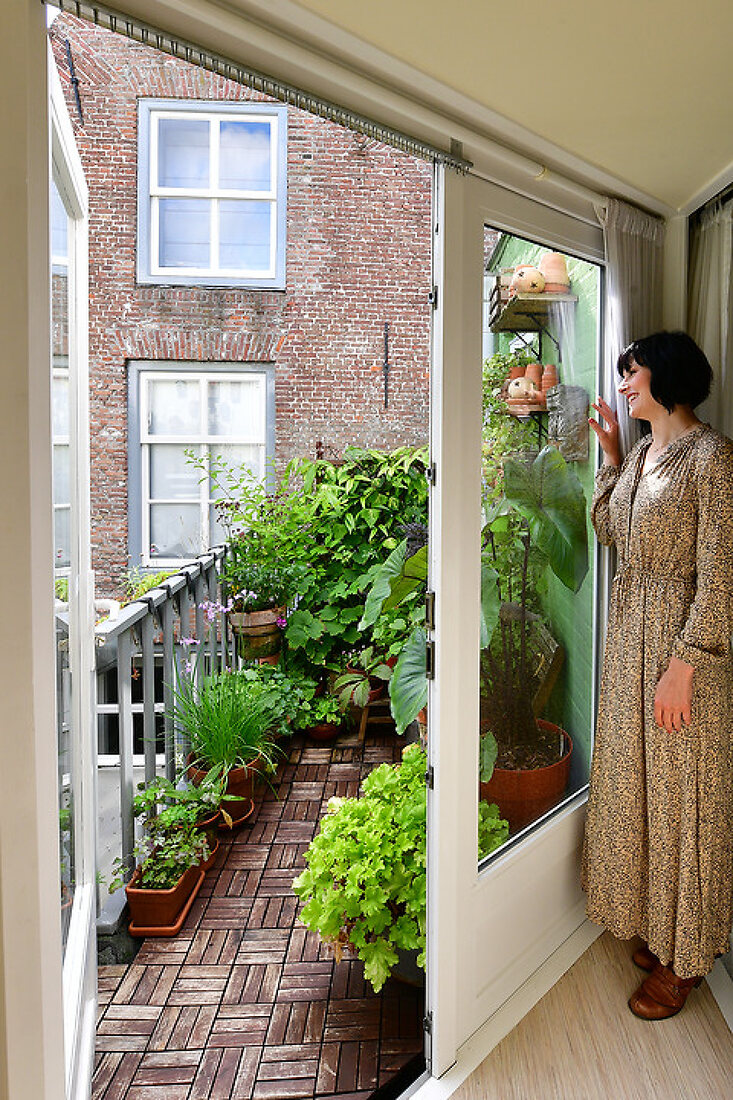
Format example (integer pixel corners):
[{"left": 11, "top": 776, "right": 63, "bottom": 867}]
[
  {"left": 50, "top": 48, "right": 97, "bottom": 1100},
  {"left": 426, "top": 168, "right": 606, "bottom": 1078}
]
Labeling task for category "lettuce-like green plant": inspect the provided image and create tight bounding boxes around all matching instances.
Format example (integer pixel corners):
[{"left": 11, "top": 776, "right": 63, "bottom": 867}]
[{"left": 293, "top": 745, "right": 508, "bottom": 992}]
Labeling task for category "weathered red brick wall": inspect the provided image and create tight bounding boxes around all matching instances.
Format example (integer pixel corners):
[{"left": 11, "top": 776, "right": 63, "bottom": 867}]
[{"left": 50, "top": 15, "right": 432, "bottom": 595}]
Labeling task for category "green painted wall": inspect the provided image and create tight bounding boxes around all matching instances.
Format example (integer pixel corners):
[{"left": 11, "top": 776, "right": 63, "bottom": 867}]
[{"left": 487, "top": 235, "right": 601, "bottom": 784}]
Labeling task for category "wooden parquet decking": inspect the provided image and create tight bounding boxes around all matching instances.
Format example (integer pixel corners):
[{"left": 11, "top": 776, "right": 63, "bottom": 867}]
[{"left": 93, "top": 730, "right": 425, "bottom": 1100}]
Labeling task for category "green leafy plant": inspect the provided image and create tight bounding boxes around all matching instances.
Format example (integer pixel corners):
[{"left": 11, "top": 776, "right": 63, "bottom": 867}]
[
  {"left": 481, "top": 445, "right": 588, "bottom": 760},
  {"left": 109, "top": 823, "right": 211, "bottom": 893},
  {"left": 482, "top": 349, "right": 538, "bottom": 509},
  {"left": 131, "top": 769, "right": 242, "bottom": 832},
  {"left": 293, "top": 744, "right": 507, "bottom": 992},
  {"left": 333, "top": 646, "right": 392, "bottom": 710},
  {"left": 54, "top": 576, "right": 69, "bottom": 601},
  {"left": 123, "top": 567, "right": 174, "bottom": 604},
  {"left": 301, "top": 693, "right": 343, "bottom": 727},
  {"left": 237, "top": 664, "right": 319, "bottom": 738},
  {"left": 172, "top": 670, "right": 280, "bottom": 774}
]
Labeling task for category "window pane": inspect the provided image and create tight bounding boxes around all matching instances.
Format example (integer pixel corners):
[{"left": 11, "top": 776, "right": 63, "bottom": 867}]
[
  {"left": 219, "top": 120, "right": 271, "bottom": 190},
  {"left": 208, "top": 379, "right": 264, "bottom": 437},
  {"left": 210, "top": 444, "right": 263, "bottom": 538},
  {"left": 149, "top": 444, "right": 200, "bottom": 499},
  {"left": 219, "top": 200, "right": 271, "bottom": 271},
  {"left": 51, "top": 180, "right": 68, "bottom": 259},
  {"left": 53, "top": 444, "right": 70, "bottom": 504},
  {"left": 159, "top": 198, "right": 210, "bottom": 269},
  {"left": 54, "top": 508, "right": 71, "bottom": 569},
  {"left": 158, "top": 118, "right": 210, "bottom": 187},
  {"left": 52, "top": 375, "right": 70, "bottom": 437},
  {"left": 149, "top": 503, "right": 202, "bottom": 559},
  {"left": 147, "top": 378, "right": 200, "bottom": 435}
]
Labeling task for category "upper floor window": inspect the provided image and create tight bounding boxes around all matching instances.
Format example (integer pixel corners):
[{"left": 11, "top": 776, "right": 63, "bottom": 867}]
[{"left": 137, "top": 100, "right": 287, "bottom": 289}]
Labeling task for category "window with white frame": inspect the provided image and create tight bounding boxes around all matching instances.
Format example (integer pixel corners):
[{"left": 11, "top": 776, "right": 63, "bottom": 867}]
[
  {"left": 137, "top": 100, "right": 287, "bottom": 288},
  {"left": 132, "top": 366, "right": 272, "bottom": 566}
]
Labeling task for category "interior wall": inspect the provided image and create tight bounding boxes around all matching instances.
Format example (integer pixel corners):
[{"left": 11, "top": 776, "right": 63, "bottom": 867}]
[{"left": 0, "top": 3, "right": 66, "bottom": 1097}]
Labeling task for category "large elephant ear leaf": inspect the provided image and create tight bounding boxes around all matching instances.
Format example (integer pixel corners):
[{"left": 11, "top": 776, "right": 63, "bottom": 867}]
[
  {"left": 360, "top": 539, "right": 407, "bottom": 628},
  {"left": 389, "top": 626, "right": 427, "bottom": 736},
  {"left": 503, "top": 445, "right": 588, "bottom": 592},
  {"left": 383, "top": 545, "right": 428, "bottom": 611}
]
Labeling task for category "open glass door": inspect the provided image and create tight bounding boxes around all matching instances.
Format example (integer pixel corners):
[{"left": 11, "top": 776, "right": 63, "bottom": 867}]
[
  {"left": 50, "top": 51, "right": 97, "bottom": 1099},
  {"left": 427, "top": 168, "right": 605, "bottom": 1076}
]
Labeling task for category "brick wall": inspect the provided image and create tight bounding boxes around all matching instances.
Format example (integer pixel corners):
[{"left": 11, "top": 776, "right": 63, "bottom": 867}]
[{"left": 50, "top": 15, "right": 432, "bottom": 595}]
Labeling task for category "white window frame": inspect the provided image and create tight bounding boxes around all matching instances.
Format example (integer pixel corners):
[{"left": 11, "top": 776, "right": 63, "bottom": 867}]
[
  {"left": 130, "top": 363, "right": 274, "bottom": 569},
  {"left": 137, "top": 99, "right": 287, "bottom": 288}
]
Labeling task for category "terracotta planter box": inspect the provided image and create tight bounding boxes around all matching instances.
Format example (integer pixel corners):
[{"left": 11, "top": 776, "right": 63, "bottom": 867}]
[
  {"left": 480, "top": 720, "right": 572, "bottom": 833},
  {"left": 126, "top": 864, "right": 204, "bottom": 937}
]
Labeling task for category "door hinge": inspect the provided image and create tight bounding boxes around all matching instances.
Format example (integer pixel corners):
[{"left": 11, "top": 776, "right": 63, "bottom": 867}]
[
  {"left": 423, "top": 1011, "right": 433, "bottom": 1034},
  {"left": 425, "top": 462, "right": 437, "bottom": 486},
  {"left": 425, "top": 765, "right": 434, "bottom": 790},
  {"left": 425, "top": 590, "right": 435, "bottom": 631},
  {"left": 426, "top": 639, "right": 435, "bottom": 679},
  {"left": 428, "top": 286, "right": 438, "bottom": 309}
]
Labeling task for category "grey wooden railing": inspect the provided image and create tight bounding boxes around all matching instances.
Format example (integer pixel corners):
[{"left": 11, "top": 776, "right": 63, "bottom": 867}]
[{"left": 94, "top": 547, "right": 234, "bottom": 932}]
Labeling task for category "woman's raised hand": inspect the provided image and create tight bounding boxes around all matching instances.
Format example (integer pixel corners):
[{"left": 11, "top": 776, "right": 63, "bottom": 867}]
[{"left": 589, "top": 397, "right": 622, "bottom": 467}]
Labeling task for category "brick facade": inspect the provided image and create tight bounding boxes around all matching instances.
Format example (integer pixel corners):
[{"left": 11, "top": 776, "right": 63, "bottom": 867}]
[{"left": 50, "top": 15, "right": 432, "bottom": 596}]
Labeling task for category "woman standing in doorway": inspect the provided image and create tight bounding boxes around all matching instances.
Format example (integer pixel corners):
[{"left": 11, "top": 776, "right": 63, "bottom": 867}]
[{"left": 583, "top": 330, "right": 733, "bottom": 1019}]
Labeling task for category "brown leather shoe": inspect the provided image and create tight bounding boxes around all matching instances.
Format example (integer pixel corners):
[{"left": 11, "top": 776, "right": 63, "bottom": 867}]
[
  {"left": 628, "top": 962, "right": 703, "bottom": 1020},
  {"left": 632, "top": 943, "right": 660, "bottom": 972}
]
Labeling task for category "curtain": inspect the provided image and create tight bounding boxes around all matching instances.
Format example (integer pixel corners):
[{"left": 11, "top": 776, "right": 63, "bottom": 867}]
[
  {"left": 687, "top": 200, "right": 733, "bottom": 437},
  {"left": 594, "top": 197, "right": 665, "bottom": 457}
]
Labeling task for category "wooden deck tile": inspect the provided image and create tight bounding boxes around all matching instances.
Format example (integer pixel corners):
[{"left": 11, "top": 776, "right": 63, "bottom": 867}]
[{"left": 93, "top": 732, "right": 424, "bottom": 1100}]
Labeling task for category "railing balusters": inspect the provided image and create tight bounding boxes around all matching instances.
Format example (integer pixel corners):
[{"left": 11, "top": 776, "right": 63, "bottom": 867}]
[
  {"left": 194, "top": 565, "right": 206, "bottom": 673},
  {"left": 206, "top": 561, "right": 218, "bottom": 675},
  {"left": 141, "top": 612, "right": 156, "bottom": 786},
  {"left": 117, "top": 628, "right": 134, "bottom": 876},
  {"left": 161, "top": 596, "right": 175, "bottom": 782}
]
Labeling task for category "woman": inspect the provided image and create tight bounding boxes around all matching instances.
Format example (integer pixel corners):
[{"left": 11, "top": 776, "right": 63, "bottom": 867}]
[{"left": 583, "top": 330, "right": 733, "bottom": 1020}]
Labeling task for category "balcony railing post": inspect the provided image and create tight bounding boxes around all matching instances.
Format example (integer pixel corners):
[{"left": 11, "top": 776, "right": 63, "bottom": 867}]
[
  {"left": 141, "top": 610, "right": 157, "bottom": 787},
  {"left": 161, "top": 595, "right": 176, "bottom": 782},
  {"left": 117, "top": 627, "right": 134, "bottom": 875}
]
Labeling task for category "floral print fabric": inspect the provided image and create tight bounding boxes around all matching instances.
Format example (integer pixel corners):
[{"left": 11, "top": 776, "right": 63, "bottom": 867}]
[{"left": 582, "top": 424, "right": 733, "bottom": 977}]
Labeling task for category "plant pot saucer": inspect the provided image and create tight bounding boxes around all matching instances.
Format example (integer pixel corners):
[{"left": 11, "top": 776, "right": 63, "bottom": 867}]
[
  {"left": 218, "top": 798, "right": 254, "bottom": 830},
  {"left": 128, "top": 868, "right": 205, "bottom": 938}
]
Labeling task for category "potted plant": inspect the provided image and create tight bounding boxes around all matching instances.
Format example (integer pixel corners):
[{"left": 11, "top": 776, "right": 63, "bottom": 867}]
[
  {"left": 478, "top": 444, "right": 588, "bottom": 830},
  {"left": 173, "top": 669, "right": 280, "bottom": 826},
  {"left": 300, "top": 692, "right": 344, "bottom": 742},
  {"left": 109, "top": 821, "right": 211, "bottom": 937},
  {"left": 293, "top": 744, "right": 508, "bottom": 991},
  {"left": 333, "top": 645, "right": 393, "bottom": 710}
]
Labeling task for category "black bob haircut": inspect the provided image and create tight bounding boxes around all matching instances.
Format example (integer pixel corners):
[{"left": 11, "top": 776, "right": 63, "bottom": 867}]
[{"left": 617, "top": 331, "right": 712, "bottom": 412}]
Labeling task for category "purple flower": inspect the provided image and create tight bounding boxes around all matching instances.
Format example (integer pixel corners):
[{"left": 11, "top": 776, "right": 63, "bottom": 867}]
[
  {"left": 276, "top": 616, "right": 287, "bottom": 629},
  {"left": 180, "top": 636, "right": 200, "bottom": 647}
]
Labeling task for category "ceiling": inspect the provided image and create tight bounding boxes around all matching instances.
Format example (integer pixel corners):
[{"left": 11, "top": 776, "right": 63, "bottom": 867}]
[{"left": 283, "top": 0, "right": 733, "bottom": 212}]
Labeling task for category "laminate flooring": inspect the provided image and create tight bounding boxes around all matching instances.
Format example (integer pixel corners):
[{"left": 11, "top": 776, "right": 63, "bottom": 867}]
[
  {"left": 93, "top": 730, "right": 424, "bottom": 1100},
  {"left": 453, "top": 932, "right": 733, "bottom": 1100}
]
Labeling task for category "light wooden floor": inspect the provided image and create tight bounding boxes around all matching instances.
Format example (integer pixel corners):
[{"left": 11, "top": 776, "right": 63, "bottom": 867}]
[{"left": 453, "top": 933, "right": 733, "bottom": 1100}]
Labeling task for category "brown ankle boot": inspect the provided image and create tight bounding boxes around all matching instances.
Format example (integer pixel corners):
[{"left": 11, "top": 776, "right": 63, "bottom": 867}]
[
  {"left": 628, "top": 961, "right": 703, "bottom": 1020},
  {"left": 632, "top": 943, "right": 660, "bottom": 972}
]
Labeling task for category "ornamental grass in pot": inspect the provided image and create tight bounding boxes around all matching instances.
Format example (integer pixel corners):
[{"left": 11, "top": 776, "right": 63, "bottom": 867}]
[{"left": 173, "top": 669, "right": 281, "bottom": 825}]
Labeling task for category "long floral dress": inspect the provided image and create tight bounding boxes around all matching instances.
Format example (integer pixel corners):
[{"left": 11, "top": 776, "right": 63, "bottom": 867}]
[{"left": 582, "top": 423, "right": 733, "bottom": 978}]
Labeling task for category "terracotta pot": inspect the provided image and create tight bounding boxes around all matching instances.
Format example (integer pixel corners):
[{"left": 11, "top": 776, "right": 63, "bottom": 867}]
[
  {"left": 541, "top": 364, "right": 558, "bottom": 391},
  {"left": 307, "top": 722, "right": 342, "bottom": 743},
  {"left": 508, "top": 365, "right": 526, "bottom": 381},
  {"left": 229, "top": 606, "right": 284, "bottom": 660},
  {"left": 126, "top": 864, "right": 204, "bottom": 936},
  {"left": 480, "top": 721, "right": 572, "bottom": 833},
  {"left": 538, "top": 252, "right": 570, "bottom": 289},
  {"left": 187, "top": 755, "right": 257, "bottom": 828},
  {"left": 525, "top": 362, "right": 543, "bottom": 387}
]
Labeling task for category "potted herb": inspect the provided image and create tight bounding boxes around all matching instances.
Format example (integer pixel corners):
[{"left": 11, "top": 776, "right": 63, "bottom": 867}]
[
  {"left": 293, "top": 744, "right": 508, "bottom": 991},
  {"left": 173, "top": 670, "right": 280, "bottom": 826},
  {"left": 110, "top": 821, "right": 211, "bottom": 937},
  {"left": 300, "top": 692, "right": 344, "bottom": 742}
]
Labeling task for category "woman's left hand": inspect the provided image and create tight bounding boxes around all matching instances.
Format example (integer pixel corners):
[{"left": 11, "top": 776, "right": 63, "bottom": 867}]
[{"left": 654, "top": 656, "right": 694, "bottom": 732}]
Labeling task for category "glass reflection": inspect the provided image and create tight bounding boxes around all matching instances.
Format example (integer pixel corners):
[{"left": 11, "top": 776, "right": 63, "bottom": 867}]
[{"left": 479, "top": 229, "right": 600, "bottom": 860}]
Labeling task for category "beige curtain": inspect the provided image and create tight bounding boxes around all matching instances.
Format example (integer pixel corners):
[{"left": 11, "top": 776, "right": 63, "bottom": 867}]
[
  {"left": 594, "top": 198, "right": 665, "bottom": 457},
  {"left": 687, "top": 200, "right": 733, "bottom": 437}
]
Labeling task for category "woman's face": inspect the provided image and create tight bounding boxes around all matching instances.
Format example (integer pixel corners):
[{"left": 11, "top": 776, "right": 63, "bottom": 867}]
[{"left": 618, "top": 358, "right": 657, "bottom": 419}]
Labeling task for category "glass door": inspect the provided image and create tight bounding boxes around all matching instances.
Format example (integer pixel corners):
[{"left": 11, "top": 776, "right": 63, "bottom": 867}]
[
  {"left": 51, "top": 59, "right": 97, "bottom": 1099},
  {"left": 426, "top": 169, "right": 605, "bottom": 1075}
]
